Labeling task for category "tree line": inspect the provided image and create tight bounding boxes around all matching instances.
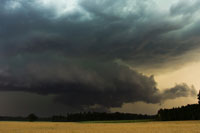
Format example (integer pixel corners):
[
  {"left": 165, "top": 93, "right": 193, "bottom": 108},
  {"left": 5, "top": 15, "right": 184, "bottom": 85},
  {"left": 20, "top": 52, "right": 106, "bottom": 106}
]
[
  {"left": 52, "top": 112, "right": 155, "bottom": 122},
  {"left": 157, "top": 104, "right": 200, "bottom": 121},
  {"left": 0, "top": 112, "right": 155, "bottom": 122},
  {"left": 157, "top": 91, "right": 200, "bottom": 121}
]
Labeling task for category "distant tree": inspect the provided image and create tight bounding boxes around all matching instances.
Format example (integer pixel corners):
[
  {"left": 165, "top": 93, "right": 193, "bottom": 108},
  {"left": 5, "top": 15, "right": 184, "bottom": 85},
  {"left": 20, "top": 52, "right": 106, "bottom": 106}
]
[
  {"left": 27, "top": 113, "right": 38, "bottom": 122},
  {"left": 198, "top": 90, "right": 200, "bottom": 104},
  {"left": 157, "top": 104, "right": 200, "bottom": 121}
]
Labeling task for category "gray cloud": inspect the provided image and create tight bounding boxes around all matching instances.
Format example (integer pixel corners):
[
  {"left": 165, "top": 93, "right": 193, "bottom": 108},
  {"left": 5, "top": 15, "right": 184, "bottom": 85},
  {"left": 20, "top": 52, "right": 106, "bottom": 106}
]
[
  {"left": 0, "top": 61, "right": 196, "bottom": 111},
  {"left": 161, "top": 83, "right": 197, "bottom": 100},
  {"left": 170, "top": 0, "right": 200, "bottom": 16},
  {"left": 0, "top": 0, "right": 199, "bottom": 112}
]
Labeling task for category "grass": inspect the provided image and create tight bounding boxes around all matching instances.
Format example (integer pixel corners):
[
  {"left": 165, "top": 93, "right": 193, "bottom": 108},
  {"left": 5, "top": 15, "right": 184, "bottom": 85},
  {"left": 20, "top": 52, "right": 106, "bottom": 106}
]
[{"left": 0, "top": 121, "right": 200, "bottom": 133}]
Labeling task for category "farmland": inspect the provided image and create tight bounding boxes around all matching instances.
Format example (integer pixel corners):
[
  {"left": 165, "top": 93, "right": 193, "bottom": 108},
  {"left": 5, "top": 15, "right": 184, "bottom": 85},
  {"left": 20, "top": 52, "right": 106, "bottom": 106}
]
[{"left": 0, "top": 121, "right": 199, "bottom": 133}]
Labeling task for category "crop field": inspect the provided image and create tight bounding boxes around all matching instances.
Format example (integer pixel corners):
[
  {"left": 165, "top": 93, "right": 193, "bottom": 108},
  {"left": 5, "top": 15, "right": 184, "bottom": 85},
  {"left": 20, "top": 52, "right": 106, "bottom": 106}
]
[{"left": 0, "top": 121, "right": 200, "bottom": 133}]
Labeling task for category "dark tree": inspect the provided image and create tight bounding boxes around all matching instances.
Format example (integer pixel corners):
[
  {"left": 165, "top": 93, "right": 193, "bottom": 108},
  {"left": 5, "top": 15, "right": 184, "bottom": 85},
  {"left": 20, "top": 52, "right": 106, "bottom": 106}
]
[
  {"left": 198, "top": 90, "right": 200, "bottom": 104},
  {"left": 27, "top": 113, "right": 38, "bottom": 122},
  {"left": 157, "top": 104, "right": 200, "bottom": 121},
  {"left": 65, "top": 112, "right": 155, "bottom": 122}
]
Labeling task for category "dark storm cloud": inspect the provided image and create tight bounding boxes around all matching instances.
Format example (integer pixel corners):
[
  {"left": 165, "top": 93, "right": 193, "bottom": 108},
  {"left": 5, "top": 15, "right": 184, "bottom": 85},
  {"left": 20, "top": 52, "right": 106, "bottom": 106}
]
[
  {"left": 0, "top": 61, "right": 196, "bottom": 111},
  {"left": 0, "top": 0, "right": 199, "bottom": 111},
  {"left": 1, "top": 0, "right": 199, "bottom": 60}
]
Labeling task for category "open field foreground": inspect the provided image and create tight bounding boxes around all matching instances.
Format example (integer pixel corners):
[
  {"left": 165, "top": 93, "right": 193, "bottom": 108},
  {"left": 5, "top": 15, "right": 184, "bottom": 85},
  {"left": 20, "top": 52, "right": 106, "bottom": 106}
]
[{"left": 0, "top": 121, "right": 200, "bottom": 133}]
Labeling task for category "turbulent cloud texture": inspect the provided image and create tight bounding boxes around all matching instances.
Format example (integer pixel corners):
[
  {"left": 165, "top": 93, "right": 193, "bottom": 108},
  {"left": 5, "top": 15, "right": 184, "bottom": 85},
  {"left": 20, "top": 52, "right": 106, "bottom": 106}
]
[{"left": 0, "top": 0, "right": 199, "bottom": 111}]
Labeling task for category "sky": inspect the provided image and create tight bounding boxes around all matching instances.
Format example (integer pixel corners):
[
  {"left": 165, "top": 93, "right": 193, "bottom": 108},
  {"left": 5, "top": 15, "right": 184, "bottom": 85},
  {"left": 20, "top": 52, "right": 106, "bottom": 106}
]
[{"left": 0, "top": 0, "right": 200, "bottom": 116}]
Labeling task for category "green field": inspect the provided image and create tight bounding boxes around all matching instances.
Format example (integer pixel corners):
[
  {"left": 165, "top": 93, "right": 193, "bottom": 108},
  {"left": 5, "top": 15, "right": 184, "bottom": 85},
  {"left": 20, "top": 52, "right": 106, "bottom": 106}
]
[{"left": 0, "top": 121, "right": 200, "bottom": 133}]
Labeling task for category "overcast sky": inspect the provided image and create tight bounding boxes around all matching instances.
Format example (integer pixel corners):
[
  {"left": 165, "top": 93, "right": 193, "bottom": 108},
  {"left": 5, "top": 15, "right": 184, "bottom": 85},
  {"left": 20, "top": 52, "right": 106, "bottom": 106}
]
[{"left": 0, "top": 0, "right": 200, "bottom": 116}]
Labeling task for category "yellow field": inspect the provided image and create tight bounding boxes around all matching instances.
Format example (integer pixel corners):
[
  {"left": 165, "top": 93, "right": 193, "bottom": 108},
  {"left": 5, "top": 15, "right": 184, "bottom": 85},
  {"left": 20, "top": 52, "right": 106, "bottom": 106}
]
[{"left": 0, "top": 121, "right": 200, "bottom": 133}]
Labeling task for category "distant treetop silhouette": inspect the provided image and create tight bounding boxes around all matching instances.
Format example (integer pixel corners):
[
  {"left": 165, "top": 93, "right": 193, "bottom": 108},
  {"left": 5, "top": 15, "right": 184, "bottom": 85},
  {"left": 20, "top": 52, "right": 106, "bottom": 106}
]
[
  {"left": 27, "top": 113, "right": 38, "bottom": 122},
  {"left": 198, "top": 90, "right": 200, "bottom": 104}
]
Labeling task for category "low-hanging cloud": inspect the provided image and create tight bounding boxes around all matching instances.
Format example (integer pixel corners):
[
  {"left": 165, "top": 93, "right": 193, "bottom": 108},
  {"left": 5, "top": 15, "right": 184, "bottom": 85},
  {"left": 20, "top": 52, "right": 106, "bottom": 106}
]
[{"left": 0, "top": 61, "right": 197, "bottom": 111}]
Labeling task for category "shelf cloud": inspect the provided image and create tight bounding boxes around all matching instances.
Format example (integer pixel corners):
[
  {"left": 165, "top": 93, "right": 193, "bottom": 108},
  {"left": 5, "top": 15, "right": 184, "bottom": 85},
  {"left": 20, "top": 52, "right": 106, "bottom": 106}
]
[{"left": 0, "top": 0, "right": 199, "bottom": 112}]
